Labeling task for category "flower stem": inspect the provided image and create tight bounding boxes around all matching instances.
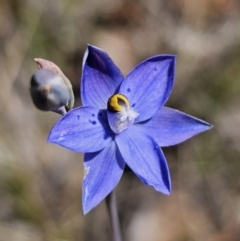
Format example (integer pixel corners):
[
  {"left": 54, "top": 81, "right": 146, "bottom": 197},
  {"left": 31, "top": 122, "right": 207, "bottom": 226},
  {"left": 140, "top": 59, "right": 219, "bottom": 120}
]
[{"left": 106, "top": 190, "right": 122, "bottom": 241}]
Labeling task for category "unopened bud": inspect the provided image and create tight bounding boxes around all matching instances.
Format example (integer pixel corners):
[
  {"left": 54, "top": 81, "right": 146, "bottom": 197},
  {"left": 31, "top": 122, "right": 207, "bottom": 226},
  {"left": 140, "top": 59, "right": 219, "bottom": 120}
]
[{"left": 30, "top": 59, "right": 75, "bottom": 115}]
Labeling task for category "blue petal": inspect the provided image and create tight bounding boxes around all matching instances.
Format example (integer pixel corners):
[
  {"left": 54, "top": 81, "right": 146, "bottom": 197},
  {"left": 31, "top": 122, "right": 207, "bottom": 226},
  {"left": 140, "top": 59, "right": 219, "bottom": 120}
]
[
  {"left": 82, "top": 141, "right": 125, "bottom": 214},
  {"left": 81, "top": 45, "right": 124, "bottom": 109},
  {"left": 48, "top": 106, "right": 113, "bottom": 152},
  {"left": 116, "top": 126, "right": 171, "bottom": 194},
  {"left": 140, "top": 107, "right": 212, "bottom": 147},
  {"left": 119, "top": 55, "right": 176, "bottom": 122}
]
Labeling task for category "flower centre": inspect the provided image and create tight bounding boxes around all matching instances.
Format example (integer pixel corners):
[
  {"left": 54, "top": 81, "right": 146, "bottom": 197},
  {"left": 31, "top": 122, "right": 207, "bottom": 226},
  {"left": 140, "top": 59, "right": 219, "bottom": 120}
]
[
  {"left": 107, "top": 94, "right": 139, "bottom": 133},
  {"left": 107, "top": 94, "right": 130, "bottom": 112}
]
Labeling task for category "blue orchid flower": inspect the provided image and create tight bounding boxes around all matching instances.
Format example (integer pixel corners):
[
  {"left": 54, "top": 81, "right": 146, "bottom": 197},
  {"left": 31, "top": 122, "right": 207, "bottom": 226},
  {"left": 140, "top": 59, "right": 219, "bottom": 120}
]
[{"left": 48, "top": 45, "right": 212, "bottom": 214}]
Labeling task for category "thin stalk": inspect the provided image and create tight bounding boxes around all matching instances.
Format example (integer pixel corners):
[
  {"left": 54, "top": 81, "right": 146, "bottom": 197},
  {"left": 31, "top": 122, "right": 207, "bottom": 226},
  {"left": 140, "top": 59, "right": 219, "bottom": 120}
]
[{"left": 106, "top": 191, "right": 122, "bottom": 241}]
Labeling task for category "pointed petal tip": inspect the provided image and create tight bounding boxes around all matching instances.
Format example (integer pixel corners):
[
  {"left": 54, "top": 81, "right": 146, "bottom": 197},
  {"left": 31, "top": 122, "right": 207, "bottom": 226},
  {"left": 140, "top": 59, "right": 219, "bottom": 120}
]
[
  {"left": 81, "top": 191, "right": 104, "bottom": 216},
  {"left": 86, "top": 44, "right": 102, "bottom": 53},
  {"left": 159, "top": 186, "right": 171, "bottom": 195},
  {"left": 82, "top": 206, "right": 90, "bottom": 216},
  {"left": 81, "top": 200, "right": 95, "bottom": 216},
  {"left": 144, "top": 178, "right": 171, "bottom": 195},
  {"left": 46, "top": 130, "right": 63, "bottom": 147},
  {"left": 152, "top": 177, "right": 171, "bottom": 195},
  {"left": 82, "top": 195, "right": 102, "bottom": 215},
  {"left": 46, "top": 133, "right": 53, "bottom": 144},
  {"left": 86, "top": 43, "right": 92, "bottom": 52},
  {"left": 145, "top": 54, "right": 177, "bottom": 63},
  {"left": 173, "top": 55, "right": 177, "bottom": 65},
  {"left": 46, "top": 127, "right": 54, "bottom": 144},
  {"left": 46, "top": 117, "right": 64, "bottom": 144},
  {"left": 165, "top": 190, "right": 171, "bottom": 195},
  {"left": 83, "top": 45, "right": 99, "bottom": 63},
  {"left": 200, "top": 120, "right": 213, "bottom": 131},
  {"left": 86, "top": 43, "right": 93, "bottom": 48},
  {"left": 165, "top": 54, "right": 177, "bottom": 60},
  {"left": 82, "top": 202, "right": 97, "bottom": 215},
  {"left": 208, "top": 123, "right": 214, "bottom": 129}
]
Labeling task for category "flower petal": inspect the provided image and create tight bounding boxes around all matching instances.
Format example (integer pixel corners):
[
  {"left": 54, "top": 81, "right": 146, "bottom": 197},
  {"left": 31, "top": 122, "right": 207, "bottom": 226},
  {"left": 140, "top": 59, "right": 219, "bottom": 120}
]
[
  {"left": 81, "top": 45, "right": 124, "bottom": 109},
  {"left": 48, "top": 106, "right": 113, "bottom": 152},
  {"left": 119, "top": 55, "right": 176, "bottom": 122},
  {"left": 116, "top": 126, "right": 171, "bottom": 194},
  {"left": 82, "top": 141, "right": 125, "bottom": 214},
  {"left": 140, "top": 107, "right": 212, "bottom": 147}
]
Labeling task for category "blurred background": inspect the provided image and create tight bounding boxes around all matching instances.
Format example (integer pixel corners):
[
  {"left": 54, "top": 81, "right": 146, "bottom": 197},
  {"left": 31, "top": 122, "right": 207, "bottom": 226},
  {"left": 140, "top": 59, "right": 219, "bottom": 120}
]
[{"left": 1, "top": 0, "right": 240, "bottom": 240}]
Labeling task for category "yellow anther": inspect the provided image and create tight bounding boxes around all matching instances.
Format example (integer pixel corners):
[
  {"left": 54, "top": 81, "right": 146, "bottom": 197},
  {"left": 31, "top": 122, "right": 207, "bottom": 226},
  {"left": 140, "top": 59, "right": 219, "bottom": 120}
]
[{"left": 107, "top": 94, "right": 130, "bottom": 112}]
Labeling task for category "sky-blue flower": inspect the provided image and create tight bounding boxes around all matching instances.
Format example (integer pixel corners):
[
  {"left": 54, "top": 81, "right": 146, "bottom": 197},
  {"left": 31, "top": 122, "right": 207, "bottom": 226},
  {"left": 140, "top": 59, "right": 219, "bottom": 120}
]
[{"left": 48, "top": 45, "right": 212, "bottom": 214}]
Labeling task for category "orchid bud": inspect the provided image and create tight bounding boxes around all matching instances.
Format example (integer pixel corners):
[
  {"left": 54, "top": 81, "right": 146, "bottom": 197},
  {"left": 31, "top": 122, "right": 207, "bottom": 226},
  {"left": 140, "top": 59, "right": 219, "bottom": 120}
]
[{"left": 30, "top": 58, "right": 75, "bottom": 115}]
